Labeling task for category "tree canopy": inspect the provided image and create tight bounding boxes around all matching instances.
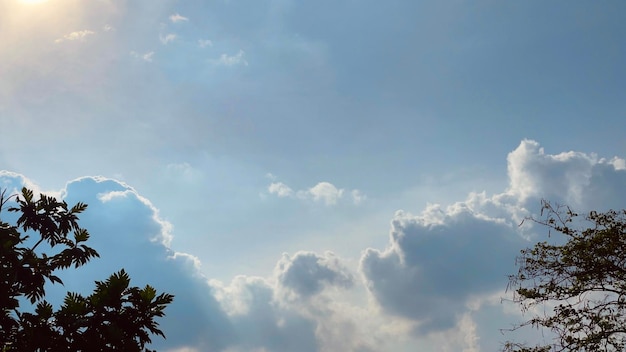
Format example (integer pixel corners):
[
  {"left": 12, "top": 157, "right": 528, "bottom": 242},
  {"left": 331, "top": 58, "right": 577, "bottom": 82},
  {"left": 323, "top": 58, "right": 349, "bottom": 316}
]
[
  {"left": 504, "top": 201, "right": 626, "bottom": 352},
  {"left": 0, "top": 187, "right": 173, "bottom": 351}
]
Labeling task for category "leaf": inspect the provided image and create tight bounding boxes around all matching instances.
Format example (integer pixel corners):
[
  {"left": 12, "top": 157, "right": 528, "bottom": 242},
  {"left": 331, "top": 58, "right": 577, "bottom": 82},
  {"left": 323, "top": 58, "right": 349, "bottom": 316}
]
[
  {"left": 21, "top": 187, "right": 33, "bottom": 203},
  {"left": 140, "top": 285, "right": 157, "bottom": 302},
  {"left": 70, "top": 202, "right": 88, "bottom": 214},
  {"left": 74, "top": 229, "right": 90, "bottom": 243},
  {"left": 35, "top": 301, "right": 53, "bottom": 320},
  {"left": 48, "top": 275, "right": 63, "bottom": 285}
]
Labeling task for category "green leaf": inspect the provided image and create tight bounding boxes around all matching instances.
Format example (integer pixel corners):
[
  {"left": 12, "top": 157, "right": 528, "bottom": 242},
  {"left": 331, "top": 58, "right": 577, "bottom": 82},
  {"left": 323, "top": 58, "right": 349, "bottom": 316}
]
[
  {"left": 35, "top": 301, "right": 53, "bottom": 320},
  {"left": 74, "top": 229, "right": 90, "bottom": 243},
  {"left": 141, "top": 285, "right": 157, "bottom": 302}
]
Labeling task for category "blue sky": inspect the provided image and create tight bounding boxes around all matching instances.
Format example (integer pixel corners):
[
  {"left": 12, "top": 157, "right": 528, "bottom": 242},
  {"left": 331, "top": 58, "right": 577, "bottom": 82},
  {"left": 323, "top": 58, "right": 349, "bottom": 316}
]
[{"left": 2, "top": 0, "right": 626, "bottom": 351}]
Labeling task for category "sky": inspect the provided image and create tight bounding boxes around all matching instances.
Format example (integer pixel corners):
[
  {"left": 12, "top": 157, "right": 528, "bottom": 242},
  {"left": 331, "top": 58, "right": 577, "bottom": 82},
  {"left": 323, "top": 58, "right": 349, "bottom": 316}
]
[{"left": 1, "top": 0, "right": 626, "bottom": 351}]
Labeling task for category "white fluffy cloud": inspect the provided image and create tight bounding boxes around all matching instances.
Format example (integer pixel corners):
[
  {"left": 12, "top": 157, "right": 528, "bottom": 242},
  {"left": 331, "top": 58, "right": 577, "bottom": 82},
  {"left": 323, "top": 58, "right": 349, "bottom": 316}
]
[
  {"left": 506, "top": 139, "right": 626, "bottom": 211},
  {"left": 268, "top": 182, "right": 293, "bottom": 197},
  {"left": 267, "top": 180, "right": 365, "bottom": 206},
  {"left": 360, "top": 206, "right": 524, "bottom": 333},
  {"left": 303, "top": 182, "right": 344, "bottom": 205}
]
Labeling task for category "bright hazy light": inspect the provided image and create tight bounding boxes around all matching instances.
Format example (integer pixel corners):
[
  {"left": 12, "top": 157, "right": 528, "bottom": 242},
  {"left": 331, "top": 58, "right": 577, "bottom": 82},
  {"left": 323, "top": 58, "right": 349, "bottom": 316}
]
[{"left": 20, "top": 0, "right": 49, "bottom": 4}]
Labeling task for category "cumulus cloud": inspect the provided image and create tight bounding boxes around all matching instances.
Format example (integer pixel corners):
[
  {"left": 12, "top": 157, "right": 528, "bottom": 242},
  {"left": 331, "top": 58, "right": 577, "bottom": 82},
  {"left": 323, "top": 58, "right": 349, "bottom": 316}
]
[
  {"left": 210, "top": 276, "right": 319, "bottom": 352},
  {"left": 211, "top": 253, "right": 386, "bottom": 352},
  {"left": 302, "top": 182, "right": 344, "bottom": 205},
  {"left": 506, "top": 139, "right": 626, "bottom": 211},
  {"left": 359, "top": 139, "right": 626, "bottom": 336},
  {"left": 55, "top": 30, "right": 95, "bottom": 43},
  {"left": 506, "top": 139, "right": 597, "bottom": 204},
  {"left": 266, "top": 178, "right": 366, "bottom": 206},
  {"left": 360, "top": 206, "right": 524, "bottom": 333},
  {"left": 275, "top": 251, "right": 353, "bottom": 299},
  {"left": 268, "top": 182, "right": 293, "bottom": 197}
]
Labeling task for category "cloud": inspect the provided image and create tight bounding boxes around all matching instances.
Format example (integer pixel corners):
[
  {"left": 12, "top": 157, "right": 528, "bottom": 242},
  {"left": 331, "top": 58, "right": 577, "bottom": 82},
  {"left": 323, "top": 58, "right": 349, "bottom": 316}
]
[
  {"left": 160, "top": 33, "right": 177, "bottom": 45},
  {"left": 170, "top": 13, "right": 189, "bottom": 23},
  {"left": 506, "top": 139, "right": 597, "bottom": 204},
  {"left": 610, "top": 157, "right": 626, "bottom": 170},
  {"left": 267, "top": 179, "right": 366, "bottom": 206},
  {"left": 0, "top": 172, "right": 375, "bottom": 351},
  {"left": 351, "top": 190, "right": 366, "bottom": 205},
  {"left": 268, "top": 182, "right": 293, "bottom": 197},
  {"left": 213, "top": 50, "right": 248, "bottom": 66},
  {"left": 55, "top": 29, "right": 95, "bottom": 43},
  {"left": 211, "top": 253, "right": 386, "bottom": 352},
  {"left": 506, "top": 139, "right": 626, "bottom": 211},
  {"left": 275, "top": 251, "right": 353, "bottom": 299},
  {"left": 360, "top": 206, "right": 524, "bottom": 333},
  {"left": 210, "top": 276, "right": 319, "bottom": 352},
  {"left": 359, "top": 139, "right": 626, "bottom": 337},
  {"left": 302, "top": 182, "right": 344, "bottom": 205},
  {"left": 0, "top": 170, "right": 47, "bottom": 196},
  {"left": 0, "top": 173, "right": 235, "bottom": 351}
]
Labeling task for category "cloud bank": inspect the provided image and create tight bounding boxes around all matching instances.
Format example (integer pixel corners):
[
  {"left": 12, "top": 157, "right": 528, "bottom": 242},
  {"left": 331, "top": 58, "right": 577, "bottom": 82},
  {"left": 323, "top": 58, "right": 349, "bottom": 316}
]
[{"left": 2, "top": 140, "right": 625, "bottom": 351}]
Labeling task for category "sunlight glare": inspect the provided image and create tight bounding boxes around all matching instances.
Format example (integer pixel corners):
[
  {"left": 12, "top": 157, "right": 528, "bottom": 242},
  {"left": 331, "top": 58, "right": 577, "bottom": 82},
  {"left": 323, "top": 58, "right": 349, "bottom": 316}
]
[{"left": 20, "top": 0, "right": 49, "bottom": 4}]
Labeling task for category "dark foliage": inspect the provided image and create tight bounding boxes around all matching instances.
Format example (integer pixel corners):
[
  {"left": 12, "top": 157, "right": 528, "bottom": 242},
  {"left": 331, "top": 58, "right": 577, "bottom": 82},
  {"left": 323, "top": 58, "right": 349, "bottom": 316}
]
[{"left": 0, "top": 188, "right": 173, "bottom": 351}]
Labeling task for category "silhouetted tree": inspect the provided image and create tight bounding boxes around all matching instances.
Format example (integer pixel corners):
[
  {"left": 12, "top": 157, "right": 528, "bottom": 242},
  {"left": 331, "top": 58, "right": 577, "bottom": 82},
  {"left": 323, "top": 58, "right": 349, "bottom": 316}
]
[
  {"left": 0, "top": 188, "right": 173, "bottom": 351},
  {"left": 504, "top": 201, "right": 626, "bottom": 351}
]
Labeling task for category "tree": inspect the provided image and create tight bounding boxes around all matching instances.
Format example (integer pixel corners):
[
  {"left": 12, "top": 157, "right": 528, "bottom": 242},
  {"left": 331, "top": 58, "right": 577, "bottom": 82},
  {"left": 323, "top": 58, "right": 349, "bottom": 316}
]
[
  {"left": 0, "top": 187, "right": 174, "bottom": 351},
  {"left": 503, "top": 201, "right": 626, "bottom": 352}
]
